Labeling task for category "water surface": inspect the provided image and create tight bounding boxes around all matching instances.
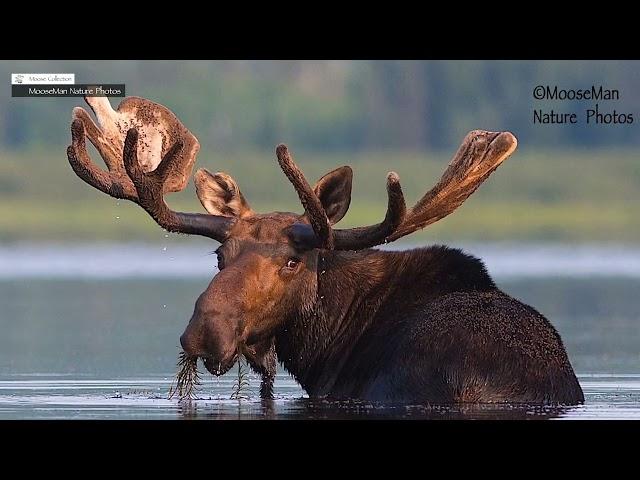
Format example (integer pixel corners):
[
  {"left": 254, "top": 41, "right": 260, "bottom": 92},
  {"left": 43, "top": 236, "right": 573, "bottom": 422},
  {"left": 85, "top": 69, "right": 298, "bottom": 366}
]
[
  {"left": 1, "top": 243, "right": 638, "bottom": 419},
  {"left": 0, "top": 374, "right": 638, "bottom": 420}
]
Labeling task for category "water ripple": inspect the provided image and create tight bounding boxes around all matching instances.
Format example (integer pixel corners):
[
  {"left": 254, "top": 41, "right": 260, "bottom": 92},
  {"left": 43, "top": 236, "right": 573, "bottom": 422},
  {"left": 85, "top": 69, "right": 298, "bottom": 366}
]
[{"left": 0, "top": 374, "right": 637, "bottom": 420}]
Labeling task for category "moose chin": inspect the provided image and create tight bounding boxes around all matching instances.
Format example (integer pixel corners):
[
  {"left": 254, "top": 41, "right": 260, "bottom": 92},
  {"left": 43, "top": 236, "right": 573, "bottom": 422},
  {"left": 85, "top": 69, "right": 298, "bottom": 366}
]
[{"left": 66, "top": 95, "right": 584, "bottom": 405}]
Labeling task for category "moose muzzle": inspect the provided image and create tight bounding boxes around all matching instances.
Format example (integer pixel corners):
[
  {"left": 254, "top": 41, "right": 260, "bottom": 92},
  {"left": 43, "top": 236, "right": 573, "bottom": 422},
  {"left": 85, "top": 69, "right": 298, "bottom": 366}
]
[{"left": 179, "top": 282, "right": 243, "bottom": 376}]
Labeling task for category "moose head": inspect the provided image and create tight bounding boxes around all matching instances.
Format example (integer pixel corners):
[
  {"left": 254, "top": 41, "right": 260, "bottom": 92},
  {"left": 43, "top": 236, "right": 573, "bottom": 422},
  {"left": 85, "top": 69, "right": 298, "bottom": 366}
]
[{"left": 67, "top": 96, "right": 516, "bottom": 383}]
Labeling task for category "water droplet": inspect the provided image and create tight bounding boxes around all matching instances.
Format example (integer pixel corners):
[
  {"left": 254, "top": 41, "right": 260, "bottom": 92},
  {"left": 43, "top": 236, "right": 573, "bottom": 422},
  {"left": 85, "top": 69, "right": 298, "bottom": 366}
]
[
  {"left": 169, "top": 257, "right": 174, "bottom": 261},
  {"left": 321, "top": 270, "right": 326, "bottom": 274},
  {"left": 162, "top": 247, "right": 167, "bottom": 251},
  {"left": 320, "top": 295, "right": 325, "bottom": 299},
  {"left": 164, "top": 234, "right": 169, "bottom": 238},
  {"left": 163, "top": 304, "right": 167, "bottom": 308}
]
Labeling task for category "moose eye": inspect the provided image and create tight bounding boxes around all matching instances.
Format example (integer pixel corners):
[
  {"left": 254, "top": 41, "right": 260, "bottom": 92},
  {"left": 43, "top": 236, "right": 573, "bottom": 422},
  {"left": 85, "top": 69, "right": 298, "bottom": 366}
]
[{"left": 285, "top": 257, "right": 300, "bottom": 269}]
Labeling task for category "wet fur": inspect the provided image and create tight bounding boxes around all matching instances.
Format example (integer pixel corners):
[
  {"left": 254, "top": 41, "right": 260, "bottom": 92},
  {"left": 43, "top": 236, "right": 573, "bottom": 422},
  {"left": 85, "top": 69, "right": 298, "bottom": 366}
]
[
  {"left": 274, "top": 245, "right": 584, "bottom": 404},
  {"left": 246, "top": 340, "right": 277, "bottom": 399}
]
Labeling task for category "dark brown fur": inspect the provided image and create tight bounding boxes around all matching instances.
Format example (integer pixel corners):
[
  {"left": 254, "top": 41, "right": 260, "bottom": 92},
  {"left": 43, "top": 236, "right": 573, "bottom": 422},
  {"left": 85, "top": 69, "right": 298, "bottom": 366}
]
[
  {"left": 272, "top": 246, "right": 584, "bottom": 404},
  {"left": 180, "top": 210, "right": 584, "bottom": 404}
]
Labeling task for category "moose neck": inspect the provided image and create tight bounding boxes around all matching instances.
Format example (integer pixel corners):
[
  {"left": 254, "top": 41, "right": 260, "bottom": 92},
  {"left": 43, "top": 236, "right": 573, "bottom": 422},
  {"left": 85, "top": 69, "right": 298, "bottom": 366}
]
[{"left": 274, "top": 248, "right": 395, "bottom": 396}]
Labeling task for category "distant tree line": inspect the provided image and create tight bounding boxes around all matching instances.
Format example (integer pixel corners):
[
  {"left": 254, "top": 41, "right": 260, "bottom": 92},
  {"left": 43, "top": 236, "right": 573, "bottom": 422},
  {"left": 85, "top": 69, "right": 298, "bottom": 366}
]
[{"left": 2, "top": 60, "right": 639, "bottom": 152}]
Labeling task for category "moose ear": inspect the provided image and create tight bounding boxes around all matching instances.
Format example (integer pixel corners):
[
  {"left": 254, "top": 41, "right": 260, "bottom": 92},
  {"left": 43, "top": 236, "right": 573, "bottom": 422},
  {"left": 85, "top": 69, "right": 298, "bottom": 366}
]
[
  {"left": 194, "top": 168, "right": 254, "bottom": 218},
  {"left": 312, "top": 166, "right": 353, "bottom": 225}
]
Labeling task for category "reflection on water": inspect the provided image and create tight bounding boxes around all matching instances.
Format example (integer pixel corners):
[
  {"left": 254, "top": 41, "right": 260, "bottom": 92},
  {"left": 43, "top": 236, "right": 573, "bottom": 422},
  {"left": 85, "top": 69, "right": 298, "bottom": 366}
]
[
  {"left": 0, "top": 243, "right": 638, "bottom": 419},
  {"left": 0, "top": 374, "right": 638, "bottom": 420}
]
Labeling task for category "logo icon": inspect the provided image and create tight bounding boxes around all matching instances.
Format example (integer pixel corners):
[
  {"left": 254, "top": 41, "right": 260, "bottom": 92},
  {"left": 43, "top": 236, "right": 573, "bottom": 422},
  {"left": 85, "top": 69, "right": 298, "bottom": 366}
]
[{"left": 14, "top": 74, "right": 24, "bottom": 84}]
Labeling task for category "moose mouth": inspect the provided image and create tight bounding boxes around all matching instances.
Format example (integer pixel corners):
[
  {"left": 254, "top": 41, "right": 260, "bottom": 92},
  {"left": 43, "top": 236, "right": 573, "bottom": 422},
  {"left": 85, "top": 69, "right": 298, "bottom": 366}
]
[
  {"left": 169, "top": 351, "right": 240, "bottom": 401},
  {"left": 202, "top": 353, "right": 238, "bottom": 377}
]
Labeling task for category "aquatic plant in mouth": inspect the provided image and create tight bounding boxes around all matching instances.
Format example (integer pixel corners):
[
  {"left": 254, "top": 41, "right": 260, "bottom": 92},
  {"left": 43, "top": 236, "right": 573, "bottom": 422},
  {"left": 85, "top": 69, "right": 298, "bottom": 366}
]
[
  {"left": 168, "top": 351, "right": 201, "bottom": 401},
  {"left": 231, "top": 357, "right": 251, "bottom": 400},
  {"left": 168, "top": 349, "right": 253, "bottom": 401}
]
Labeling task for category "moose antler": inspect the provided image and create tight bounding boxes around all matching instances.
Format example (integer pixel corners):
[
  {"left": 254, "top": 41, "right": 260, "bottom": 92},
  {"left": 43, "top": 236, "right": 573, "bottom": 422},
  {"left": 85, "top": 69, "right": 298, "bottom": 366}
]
[
  {"left": 67, "top": 96, "right": 235, "bottom": 241},
  {"left": 280, "top": 130, "right": 517, "bottom": 250},
  {"left": 276, "top": 145, "right": 408, "bottom": 250},
  {"left": 276, "top": 144, "right": 336, "bottom": 249}
]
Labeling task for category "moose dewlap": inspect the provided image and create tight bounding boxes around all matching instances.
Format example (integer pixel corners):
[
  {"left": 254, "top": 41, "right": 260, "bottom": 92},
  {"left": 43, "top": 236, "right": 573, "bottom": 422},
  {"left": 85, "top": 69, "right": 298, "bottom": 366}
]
[{"left": 66, "top": 95, "right": 584, "bottom": 405}]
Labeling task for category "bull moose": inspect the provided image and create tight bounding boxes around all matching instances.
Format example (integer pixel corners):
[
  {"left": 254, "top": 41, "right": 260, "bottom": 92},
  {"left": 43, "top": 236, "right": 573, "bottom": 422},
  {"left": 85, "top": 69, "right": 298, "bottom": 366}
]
[{"left": 66, "top": 95, "right": 584, "bottom": 405}]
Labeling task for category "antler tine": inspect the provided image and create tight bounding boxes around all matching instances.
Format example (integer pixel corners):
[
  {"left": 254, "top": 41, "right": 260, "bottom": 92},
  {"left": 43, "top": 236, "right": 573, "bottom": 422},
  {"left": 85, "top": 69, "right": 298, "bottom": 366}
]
[
  {"left": 72, "top": 105, "right": 124, "bottom": 175},
  {"left": 331, "top": 130, "right": 518, "bottom": 250},
  {"left": 67, "top": 118, "right": 138, "bottom": 201},
  {"left": 276, "top": 144, "right": 334, "bottom": 249},
  {"left": 66, "top": 95, "right": 235, "bottom": 242},
  {"left": 121, "top": 128, "right": 235, "bottom": 238},
  {"left": 387, "top": 130, "right": 517, "bottom": 242},
  {"left": 332, "top": 172, "right": 407, "bottom": 250}
]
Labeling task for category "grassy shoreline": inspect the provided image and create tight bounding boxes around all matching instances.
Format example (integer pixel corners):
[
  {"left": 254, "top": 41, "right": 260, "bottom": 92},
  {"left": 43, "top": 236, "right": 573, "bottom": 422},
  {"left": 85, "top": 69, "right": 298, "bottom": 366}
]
[{"left": 1, "top": 146, "right": 638, "bottom": 243}]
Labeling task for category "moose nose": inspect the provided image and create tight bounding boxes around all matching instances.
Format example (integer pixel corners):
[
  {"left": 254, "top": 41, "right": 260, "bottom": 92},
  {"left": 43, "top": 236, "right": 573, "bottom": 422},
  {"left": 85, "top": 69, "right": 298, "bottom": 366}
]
[{"left": 180, "top": 332, "right": 199, "bottom": 357}]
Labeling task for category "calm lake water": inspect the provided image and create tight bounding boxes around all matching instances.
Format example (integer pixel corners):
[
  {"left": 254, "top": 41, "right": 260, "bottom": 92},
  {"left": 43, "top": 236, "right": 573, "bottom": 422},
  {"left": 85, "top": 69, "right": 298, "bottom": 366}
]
[{"left": 1, "top": 242, "right": 639, "bottom": 420}]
